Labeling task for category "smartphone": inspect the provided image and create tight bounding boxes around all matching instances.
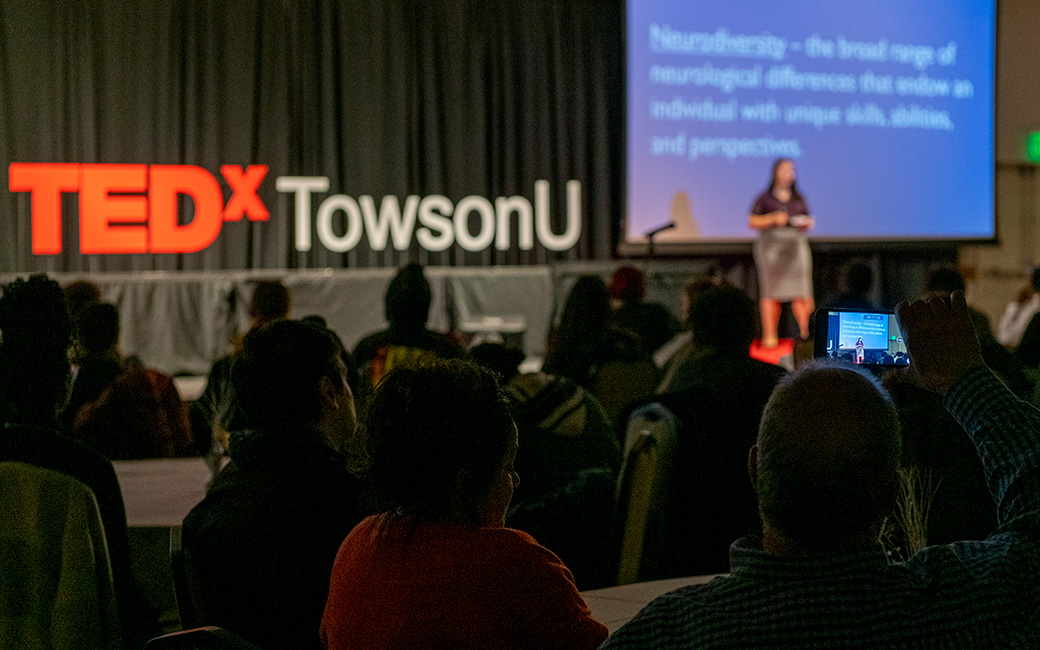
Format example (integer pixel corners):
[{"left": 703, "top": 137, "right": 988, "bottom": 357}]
[{"left": 813, "top": 308, "right": 909, "bottom": 367}]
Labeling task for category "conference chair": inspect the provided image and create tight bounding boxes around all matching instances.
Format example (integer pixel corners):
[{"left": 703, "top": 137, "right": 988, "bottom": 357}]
[
  {"left": 170, "top": 525, "right": 205, "bottom": 630},
  {"left": 615, "top": 402, "right": 679, "bottom": 585},
  {"left": 0, "top": 462, "right": 122, "bottom": 649},
  {"left": 144, "top": 626, "right": 261, "bottom": 649},
  {"left": 615, "top": 380, "right": 770, "bottom": 583},
  {"left": 590, "top": 358, "right": 660, "bottom": 424}
]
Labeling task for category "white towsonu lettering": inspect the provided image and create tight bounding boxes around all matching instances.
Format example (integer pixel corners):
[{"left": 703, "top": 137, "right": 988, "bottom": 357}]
[{"left": 275, "top": 178, "right": 583, "bottom": 253}]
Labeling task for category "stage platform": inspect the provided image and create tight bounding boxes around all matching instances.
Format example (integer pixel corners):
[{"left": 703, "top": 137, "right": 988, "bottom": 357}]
[{"left": 749, "top": 339, "right": 796, "bottom": 367}]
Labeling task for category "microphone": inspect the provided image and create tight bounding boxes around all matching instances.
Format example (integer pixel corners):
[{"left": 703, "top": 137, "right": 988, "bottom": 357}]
[{"left": 644, "top": 221, "right": 676, "bottom": 237}]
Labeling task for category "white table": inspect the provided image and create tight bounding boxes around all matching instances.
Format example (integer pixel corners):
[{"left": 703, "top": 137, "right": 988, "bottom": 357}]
[
  {"left": 113, "top": 457, "right": 213, "bottom": 527},
  {"left": 112, "top": 457, "right": 219, "bottom": 631},
  {"left": 581, "top": 574, "right": 724, "bottom": 633}
]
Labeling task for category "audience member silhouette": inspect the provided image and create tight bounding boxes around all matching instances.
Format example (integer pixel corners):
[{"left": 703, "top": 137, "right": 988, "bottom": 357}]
[
  {"left": 634, "top": 285, "right": 786, "bottom": 577},
  {"left": 997, "top": 267, "right": 1040, "bottom": 348},
  {"left": 64, "top": 302, "right": 193, "bottom": 459},
  {"left": 352, "top": 263, "right": 464, "bottom": 399},
  {"left": 1010, "top": 270, "right": 1040, "bottom": 375},
  {"left": 63, "top": 278, "right": 102, "bottom": 319},
  {"left": 0, "top": 275, "right": 158, "bottom": 647},
  {"left": 603, "top": 292, "right": 1040, "bottom": 648},
  {"left": 653, "top": 275, "right": 719, "bottom": 369},
  {"left": 925, "top": 265, "right": 1032, "bottom": 398},
  {"left": 193, "top": 279, "right": 291, "bottom": 457},
  {"left": 471, "top": 342, "right": 621, "bottom": 589},
  {"left": 658, "top": 285, "right": 787, "bottom": 395},
  {"left": 821, "top": 259, "right": 877, "bottom": 311},
  {"left": 63, "top": 279, "right": 104, "bottom": 365},
  {"left": 608, "top": 266, "right": 681, "bottom": 356},
  {"left": 543, "top": 275, "right": 645, "bottom": 388},
  {"left": 925, "top": 265, "right": 993, "bottom": 338},
  {"left": 321, "top": 360, "right": 607, "bottom": 650},
  {"left": 183, "top": 319, "right": 364, "bottom": 650}
]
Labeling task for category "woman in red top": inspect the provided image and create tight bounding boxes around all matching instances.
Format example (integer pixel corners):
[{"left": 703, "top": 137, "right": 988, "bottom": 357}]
[{"left": 320, "top": 360, "right": 608, "bottom": 650}]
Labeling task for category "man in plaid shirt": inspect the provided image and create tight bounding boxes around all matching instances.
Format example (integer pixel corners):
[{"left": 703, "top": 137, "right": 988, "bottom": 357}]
[{"left": 602, "top": 292, "right": 1040, "bottom": 648}]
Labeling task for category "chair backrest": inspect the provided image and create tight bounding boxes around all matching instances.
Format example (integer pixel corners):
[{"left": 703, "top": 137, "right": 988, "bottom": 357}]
[
  {"left": 0, "top": 461, "right": 122, "bottom": 650},
  {"left": 144, "top": 626, "right": 261, "bottom": 650},
  {"left": 615, "top": 403, "right": 679, "bottom": 585},
  {"left": 590, "top": 359, "right": 660, "bottom": 424},
  {"left": 169, "top": 525, "right": 205, "bottom": 630}
]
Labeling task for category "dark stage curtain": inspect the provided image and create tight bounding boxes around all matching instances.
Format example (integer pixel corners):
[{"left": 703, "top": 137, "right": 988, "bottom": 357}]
[{"left": 0, "top": 0, "right": 623, "bottom": 272}]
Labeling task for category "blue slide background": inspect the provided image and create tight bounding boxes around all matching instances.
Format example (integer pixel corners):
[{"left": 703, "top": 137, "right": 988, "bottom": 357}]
[
  {"left": 836, "top": 311, "right": 890, "bottom": 350},
  {"left": 626, "top": 1, "right": 995, "bottom": 243}
]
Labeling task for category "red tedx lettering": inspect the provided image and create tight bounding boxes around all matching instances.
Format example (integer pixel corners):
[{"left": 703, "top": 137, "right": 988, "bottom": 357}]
[
  {"left": 8, "top": 163, "right": 79, "bottom": 255},
  {"left": 221, "top": 164, "right": 269, "bottom": 221},
  {"left": 80, "top": 164, "right": 149, "bottom": 254},
  {"left": 7, "top": 162, "right": 269, "bottom": 255},
  {"left": 150, "top": 165, "right": 224, "bottom": 254}
]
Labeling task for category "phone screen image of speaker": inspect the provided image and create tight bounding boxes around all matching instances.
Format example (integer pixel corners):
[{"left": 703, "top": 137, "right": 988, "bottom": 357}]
[{"left": 823, "top": 311, "right": 908, "bottom": 366}]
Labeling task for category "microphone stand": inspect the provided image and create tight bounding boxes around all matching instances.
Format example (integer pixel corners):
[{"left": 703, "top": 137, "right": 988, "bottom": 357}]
[{"left": 644, "top": 221, "right": 675, "bottom": 259}]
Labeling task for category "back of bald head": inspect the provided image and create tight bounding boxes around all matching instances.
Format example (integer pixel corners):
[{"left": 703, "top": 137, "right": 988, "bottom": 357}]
[{"left": 756, "top": 360, "right": 901, "bottom": 550}]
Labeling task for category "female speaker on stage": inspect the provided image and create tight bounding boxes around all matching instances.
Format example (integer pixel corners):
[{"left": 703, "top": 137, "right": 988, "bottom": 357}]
[{"left": 748, "top": 158, "right": 814, "bottom": 348}]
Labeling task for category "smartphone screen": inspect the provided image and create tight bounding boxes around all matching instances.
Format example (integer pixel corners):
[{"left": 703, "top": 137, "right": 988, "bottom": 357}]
[{"left": 814, "top": 309, "right": 909, "bottom": 367}]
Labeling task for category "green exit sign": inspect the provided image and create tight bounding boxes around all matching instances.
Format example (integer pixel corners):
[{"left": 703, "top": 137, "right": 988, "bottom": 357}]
[{"left": 1028, "top": 132, "right": 1040, "bottom": 163}]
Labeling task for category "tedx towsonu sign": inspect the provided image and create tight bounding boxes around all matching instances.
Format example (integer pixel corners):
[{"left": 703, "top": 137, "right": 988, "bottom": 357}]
[{"left": 7, "top": 163, "right": 583, "bottom": 255}]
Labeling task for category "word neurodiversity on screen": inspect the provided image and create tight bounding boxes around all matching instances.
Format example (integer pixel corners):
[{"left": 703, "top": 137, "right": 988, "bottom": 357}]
[
  {"left": 646, "top": 26, "right": 972, "bottom": 162},
  {"left": 840, "top": 313, "right": 887, "bottom": 338},
  {"left": 8, "top": 164, "right": 581, "bottom": 255}
]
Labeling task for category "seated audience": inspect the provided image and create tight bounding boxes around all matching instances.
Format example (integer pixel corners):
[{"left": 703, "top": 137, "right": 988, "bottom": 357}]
[
  {"left": 352, "top": 263, "right": 464, "bottom": 398},
  {"left": 0, "top": 275, "right": 157, "bottom": 647},
  {"left": 636, "top": 285, "right": 786, "bottom": 577},
  {"left": 321, "top": 360, "right": 608, "bottom": 650},
  {"left": 1010, "top": 271, "right": 1040, "bottom": 378},
  {"left": 471, "top": 342, "right": 621, "bottom": 589},
  {"left": 543, "top": 275, "right": 646, "bottom": 389},
  {"left": 658, "top": 284, "right": 787, "bottom": 395},
  {"left": 925, "top": 266, "right": 994, "bottom": 337},
  {"left": 63, "top": 278, "right": 102, "bottom": 317},
  {"left": 193, "top": 279, "right": 291, "bottom": 456},
  {"left": 602, "top": 292, "right": 1040, "bottom": 648},
  {"left": 63, "top": 278, "right": 103, "bottom": 363},
  {"left": 183, "top": 320, "right": 364, "bottom": 650},
  {"left": 653, "top": 275, "right": 719, "bottom": 369},
  {"left": 608, "top": 266, "right": 681, "bottom": 356},
  {"left": 997, "top": 267, "right": 1040, "bottom": 348},
  {"left": 926, "top": 265, "right": 1032, "bottom": 398},
  {"left": 821, "top": 259, "right": 877, "bottom": 311},
  {"left": 65, "top": 302, "right": 194, "bottom": 459}
]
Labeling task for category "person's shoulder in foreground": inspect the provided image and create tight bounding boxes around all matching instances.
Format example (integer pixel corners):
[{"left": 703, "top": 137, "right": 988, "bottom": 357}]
[
  {"left": 602, "top": 291, "right": 1040, "bottom": 649},
  {"left": 325, "top": 513, "right": 605, "bottom": 648},
  {"left": 324, "top": 515, "right": 606, "bottom": 650}
]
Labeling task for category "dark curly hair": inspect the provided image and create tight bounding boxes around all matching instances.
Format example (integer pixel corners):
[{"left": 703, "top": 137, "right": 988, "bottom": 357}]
[
  {"left": 0, "top": 275, "right": 73, "bottom": 422},
  {"left": 354, "top": 359, "right": 514, "bottom": 522}
]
